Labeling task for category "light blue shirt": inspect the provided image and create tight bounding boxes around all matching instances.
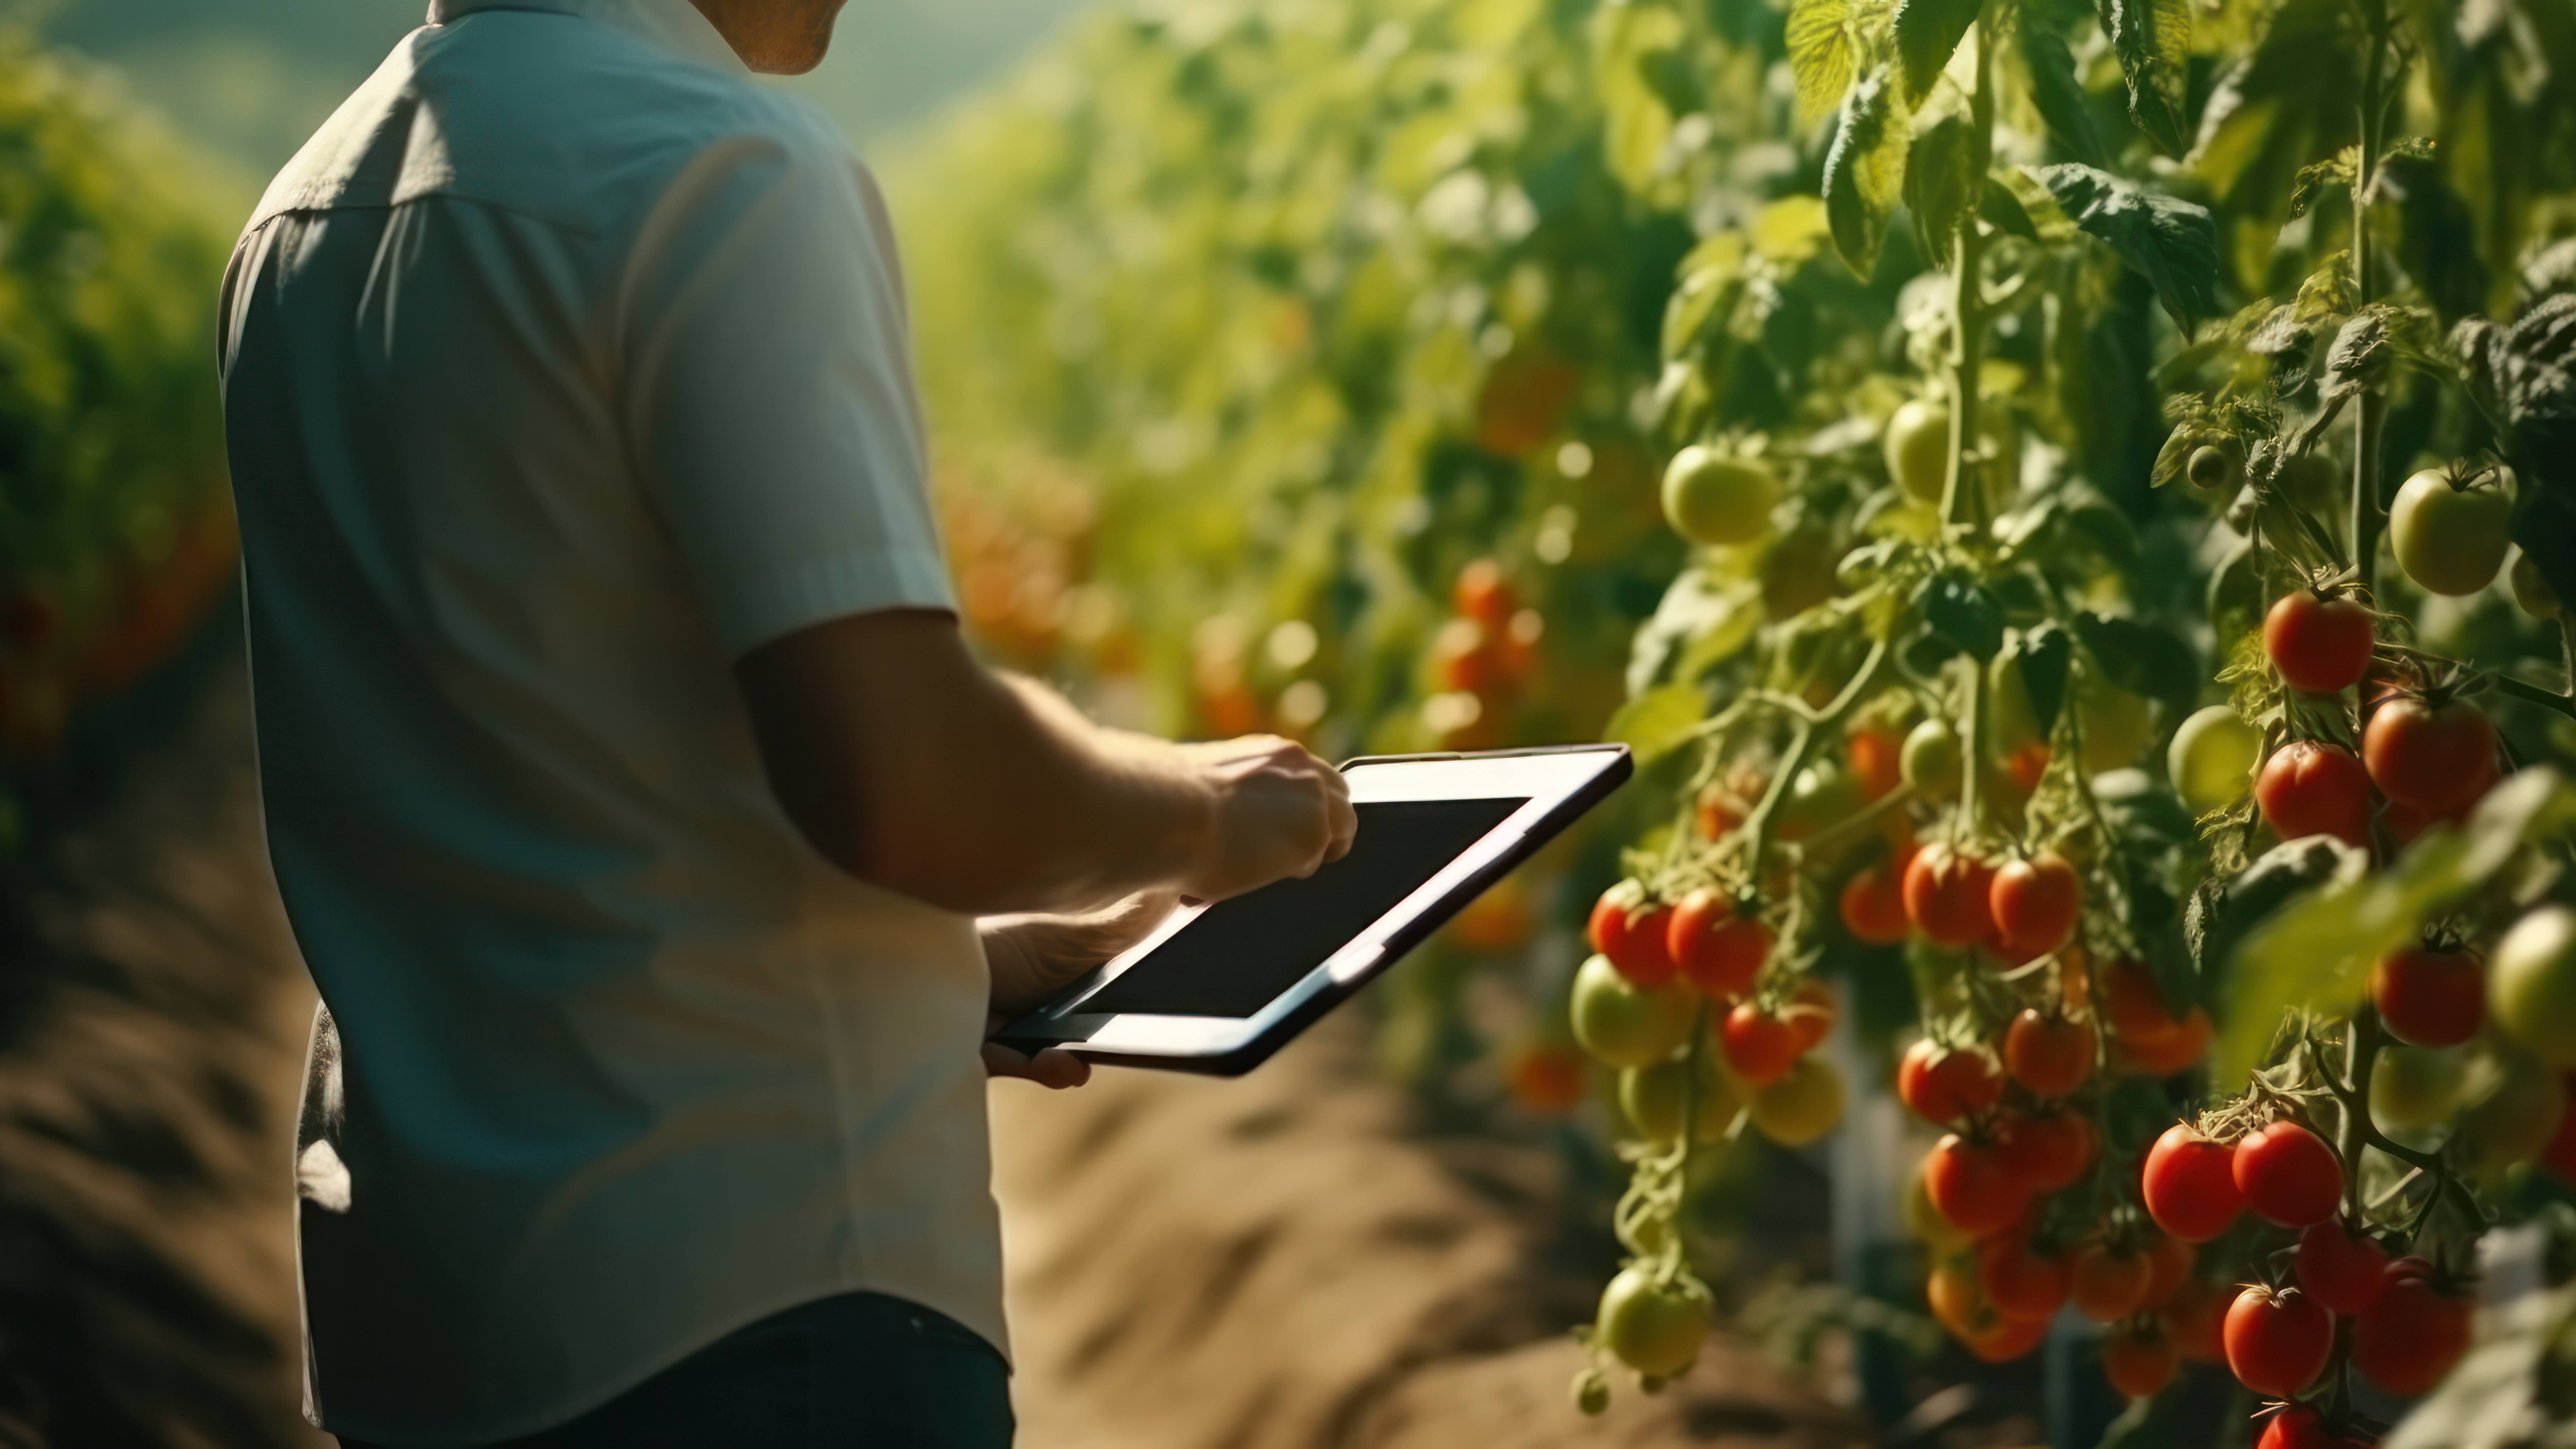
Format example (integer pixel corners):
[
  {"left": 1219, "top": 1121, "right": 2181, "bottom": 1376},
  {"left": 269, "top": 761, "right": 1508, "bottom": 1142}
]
[{"left": 217, "top": 1, "right": 1003, "bottom": 1440}]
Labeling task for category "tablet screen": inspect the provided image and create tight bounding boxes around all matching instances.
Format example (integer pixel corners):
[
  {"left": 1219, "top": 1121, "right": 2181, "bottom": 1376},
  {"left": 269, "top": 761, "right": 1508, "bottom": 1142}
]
[{"left": 1072, "top": 796, "right": 1528, "bottom": 1018}]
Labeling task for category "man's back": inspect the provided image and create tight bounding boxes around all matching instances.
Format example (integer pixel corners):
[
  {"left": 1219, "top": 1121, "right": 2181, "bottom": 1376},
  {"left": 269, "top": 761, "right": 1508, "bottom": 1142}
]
[{"left": 219, "top": 3, "right": 1004, "bottom": 1438}]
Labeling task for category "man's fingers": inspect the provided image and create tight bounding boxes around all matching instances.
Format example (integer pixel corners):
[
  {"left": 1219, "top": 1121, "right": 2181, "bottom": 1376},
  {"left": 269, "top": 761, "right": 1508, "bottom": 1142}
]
[
  {"left": 1324, "top": 788, "right": 1358, "bottom": 863},
  {"left": 981, "top": 1041, "right": 1093, "bottom": 1089}
]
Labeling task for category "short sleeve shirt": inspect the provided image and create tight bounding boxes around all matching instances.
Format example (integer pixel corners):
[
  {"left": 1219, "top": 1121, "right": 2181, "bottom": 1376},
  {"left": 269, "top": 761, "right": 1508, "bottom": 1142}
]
[{"left": 215, "top": 2, "right": 1003, "bottom": 1441}]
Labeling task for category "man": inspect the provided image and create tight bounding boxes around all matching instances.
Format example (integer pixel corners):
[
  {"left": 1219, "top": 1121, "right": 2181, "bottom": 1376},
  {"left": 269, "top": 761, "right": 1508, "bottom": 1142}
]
[{"left": 215, "top": 0, "right": 1356, "bottom": 1443}]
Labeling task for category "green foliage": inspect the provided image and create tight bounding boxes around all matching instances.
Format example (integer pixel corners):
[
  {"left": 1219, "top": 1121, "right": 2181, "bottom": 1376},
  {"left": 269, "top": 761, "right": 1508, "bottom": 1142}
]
[
  {"left": 0, "top": 30, "right": 235, "bottom": 801},
  {"left": 1821, "top": 66, "right": 1909, "bottom": 277},
  {"left": 2218, "top": 771, "right": 2576, "bottom": 1082}
]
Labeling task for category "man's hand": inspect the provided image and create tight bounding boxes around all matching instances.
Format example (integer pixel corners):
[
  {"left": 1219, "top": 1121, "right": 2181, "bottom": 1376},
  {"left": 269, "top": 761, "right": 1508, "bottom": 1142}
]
[
  {"left": 980, "top": 890, "right": 1179, "bottom": 1089},
  {"left": 1175, "top": 735, "right": 1357, "bottom": 902}
]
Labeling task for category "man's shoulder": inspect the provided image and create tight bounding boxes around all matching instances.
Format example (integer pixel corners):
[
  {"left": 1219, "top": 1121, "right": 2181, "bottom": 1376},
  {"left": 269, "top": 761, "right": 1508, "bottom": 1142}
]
[{"left": 245, "top": 10, "right": 844, "bottom": 241}]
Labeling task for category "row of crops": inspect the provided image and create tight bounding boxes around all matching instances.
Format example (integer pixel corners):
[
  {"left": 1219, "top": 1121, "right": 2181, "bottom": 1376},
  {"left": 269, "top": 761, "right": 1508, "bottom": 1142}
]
[
  {"left": 891, "top": 0, "right": 2576, "bottom": 1440},
  {"left": 0, "top": 30, "right": 240, "bottom": 865}
]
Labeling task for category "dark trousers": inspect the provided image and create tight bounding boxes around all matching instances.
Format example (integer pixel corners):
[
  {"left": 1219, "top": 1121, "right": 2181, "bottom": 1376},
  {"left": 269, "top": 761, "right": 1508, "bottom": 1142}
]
[{"left": 337, "top": 1293, "right": 1013, "bottom": 1449}]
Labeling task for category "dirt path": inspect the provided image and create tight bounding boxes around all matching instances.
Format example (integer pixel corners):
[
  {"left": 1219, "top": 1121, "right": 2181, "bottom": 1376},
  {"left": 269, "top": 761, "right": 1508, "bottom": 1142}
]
[{"left": 0, "top": 671, "right": 1871, "bottom": 1448}]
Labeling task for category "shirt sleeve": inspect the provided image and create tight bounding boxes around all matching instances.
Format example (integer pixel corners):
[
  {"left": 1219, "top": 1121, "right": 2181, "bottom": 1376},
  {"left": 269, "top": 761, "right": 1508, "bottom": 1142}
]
[{"left": 617, "top": 126, "right": 956, "bottom": 659}]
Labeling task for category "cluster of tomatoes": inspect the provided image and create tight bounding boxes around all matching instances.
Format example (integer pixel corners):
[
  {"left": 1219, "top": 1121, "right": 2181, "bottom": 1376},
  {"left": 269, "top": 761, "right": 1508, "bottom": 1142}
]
[
  {"left": 2145, "top": 1118, "right": 2477, "bottom": 1431},
  {"left": 2252, "top": 590, "right": 2504, "bottom": 851},
  {"left": 1567, "top": 877, "right": 1846, "bottom": 1153},
  {"left": 1424, "top": 559, "right": 1547, "bottom": 751},
  {"left": 1899, "top": 951, "right": 2221, "bottom": 1380}
]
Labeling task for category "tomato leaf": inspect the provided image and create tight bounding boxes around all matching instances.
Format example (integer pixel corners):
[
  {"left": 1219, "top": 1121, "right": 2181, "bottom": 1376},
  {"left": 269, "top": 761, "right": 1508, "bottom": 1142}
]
[
  {"left": 2071, "top": 612, "right": 2199, "bottom": 710},
  {"left": 1605, "top": 683, "right": 1708, "bottom": 766},
  {"left": 2217, "top": 769, "right": 2576, "bottom": 1083},
  {"left": 2011, "top": 623, "right": 2072, "bottom": 733},
  {"left": 2094, "top": 0, "right": 2191, "bottom": 156},
  {"left": 1904, "top": 111, "right": 1980, "bottom": 263},
  {"left": 2018, "top": 23, "right": 2105, "bottom": 168},
  {"left": 2027, "top": 164, "right": 2219, "bottom": 332},
  {"left": 1891, "top": 0, "right": 1981, "bottom": 107},
  {"left": 1626, "top": 568, "right": 1761, "bottom": 696},
  {"left": 1785, "top": 0, "right": 1858, "bottom": 126},
  {"left": 1821, "top": 66, "right": 1912, "bottom": 279},
  {"left": 1916, "top": 573, "right": 2004, "bottom": 661}
]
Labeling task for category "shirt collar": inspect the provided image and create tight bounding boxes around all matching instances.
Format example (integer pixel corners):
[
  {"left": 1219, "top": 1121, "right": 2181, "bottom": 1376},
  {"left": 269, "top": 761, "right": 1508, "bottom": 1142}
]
[{"left": 424, "top": 0, "right": 750, "bottom": 76}]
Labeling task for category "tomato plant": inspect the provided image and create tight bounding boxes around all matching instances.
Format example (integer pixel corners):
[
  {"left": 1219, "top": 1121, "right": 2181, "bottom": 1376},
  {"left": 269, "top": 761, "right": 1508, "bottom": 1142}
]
[
  {"left": 893, "top": 0, "right": 2576, "bottom": 1429},
  {"left": 0, "top": 37, "right": 237, "bottom": 860}
]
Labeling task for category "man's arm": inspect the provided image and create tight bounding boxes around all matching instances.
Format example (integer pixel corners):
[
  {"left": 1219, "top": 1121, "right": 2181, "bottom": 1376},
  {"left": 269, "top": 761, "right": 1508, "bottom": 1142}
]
[{"left": 734, "top": 609, "right": 1355, "bottom": 916}]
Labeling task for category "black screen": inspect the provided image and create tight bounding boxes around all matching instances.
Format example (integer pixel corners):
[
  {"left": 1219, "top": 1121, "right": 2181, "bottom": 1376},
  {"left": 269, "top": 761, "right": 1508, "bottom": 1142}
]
[{"left": 1072, "top": 797, "right": 1528, "bottom": 1019}]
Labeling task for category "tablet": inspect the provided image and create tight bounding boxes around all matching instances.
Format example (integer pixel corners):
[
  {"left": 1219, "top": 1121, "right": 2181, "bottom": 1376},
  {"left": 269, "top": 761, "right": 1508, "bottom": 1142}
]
[{"left": 988, "top": 744, "right": 1632, "bottom": 1076}]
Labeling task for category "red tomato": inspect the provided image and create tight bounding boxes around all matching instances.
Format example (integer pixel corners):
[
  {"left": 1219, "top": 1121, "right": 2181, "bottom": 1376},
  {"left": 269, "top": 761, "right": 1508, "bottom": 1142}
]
[
  {"left": 2364, "top": 695, "right": 2499, "bottom": 816},
  {"left": 2255, "top": 1406, "right": 2328, "bottom": 1449},
  {"left": 2255, "top": 740, "right": 2374, "bottom": 848},
  {"left": 1978, "top": 1234, "right": 2071, "bottom": 1321},
  {"left": 2223, "top": 1285, "right": 2334, "bottom": 1398},
  {"left": 2007, "top": 743, "right": 2051, "bottom": 795},
  {"left": 1925, "top": 1255, "right": 1986, "bottom": 1340},
  {"left": 2143, "top": 1124, "right": 2245, "bottom": 1243},
  {"left": 1667, "top": 887, "right": 1770, "bottom": 998},
  {"left": 1720, "top": 1002, "right": 1800, "bottom": 1087},
  {"left": 1848, "top": 727, "right": 1903, "bottom": 800},
  {"left": 1964, "top": 1309, "right": 2051, "bottom": 1364},
  {"left": 1783, "top": 979, "right": 1835, "bottom": 1052},
  {"left": 1925, "top": 1134, "right": 2030, "bottom": 1237},
  {"left": 2264, "top": 590, "right": 2377, "bottom": 694},
  {"left": 2099, "top": 959, "right": 2181, "bottom": 1042},
  {"left": 1992, "top": 1108, "right": 2097, "bottom": 1192},
  {"left": 2101, "top": 1324, "right": 2180, "bottom": 1398},
  {"left": 2162, "top": 1279, "right": 2227, "bottom": 1363},
  {"left": 2353, "top": 1268, "right": 2472, "bottom": 1396},
  {"left": 2233, "top": 1120, "right": 2345, "bottom": 1228},
  {"left": 1839, "top": 861, "right": 1913, "bottom": 945},
  {"left": 1588, "top": 883, "right": 1677, "bottom": 988},
  {"left": 2003, "top": 1009, "right": 2096, "bottom": 1098},
  {"left": 1504, "top": 1044, "right": 1590, "bottom": 1116},
  {"left": 2544, "top": 1074, "right": 2576, "bottom": 1183},
  {"left": 2294, "top": 1222, "right": 2388, "bottom": 1317},
  {"left": 1452, "top": 558, "right": 1517, "bottom": 630},
  {"left": 1990, "top": 853, "right": 2082, "bottom": 954},
  {"left": 2371, "top": 946, "right": 2487, "bottom": 1048},
  {"left": 2140, "top": 1231, "right": 2195, "bottom": 1309},
  {"left": 1904, "top": 845, "right": 1997, "bottom": 946},
  {"left": 1898, "top": 1039, "right": 2003, "bottom": 1125},
  {"left": 2071, "top": 1242, "right": 2153, "bottom": 1322},
  {"left": 2114, "top": 1008, "right": 2214, "bottom": 1078}
]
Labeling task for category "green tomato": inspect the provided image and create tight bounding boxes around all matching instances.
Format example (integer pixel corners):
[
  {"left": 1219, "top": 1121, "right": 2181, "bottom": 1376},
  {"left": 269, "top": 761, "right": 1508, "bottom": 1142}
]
[
  {"left": 1620, "top": 1053, "right": 1742, "bottom": 1145},
  {"left": 2370, "top": 1044, "right": 2467, "bottom": 1135},
  {"left": 1760, "top": 527, "right": 1840, "bottom": 619},
  {"left": 2186, "top": 445, "right": 2236, "bottom": 492},
  {"left": 2389, "top": 468, "right": 2513, "bottom": 597},
  {"left": 1570, "top": 954, "right": 1695, "bottom": 1068},
  {"left": 1778, "top": 763, "right": 1862, "bottom": 842},
  {"left": 1597, "top": 1265, "right": 1711, "bottom": 1377},
  {"left": 1661, "top": 445, "right": 1779, "bottom": 547},
  {"left": 2490, "top": 905, "right": 2576, "bottom": 1070},
  {"left": 2452, "top": 1043, "right": 2569, "bottom": 1176},
  {"left": 1986, "top": 654, "right": 2044, "bottom": 757},
  {"left": 2078, "top": 681, "right": 2155, "bottom": 774},
  {"left": 1883, "top": 399, "right": 1950, "bottom": 503},
  {"left": 2512, "top": 550, "right": 2563, "bottom": 620},
  {"left": 2167, "top": 705, "right": 2260, "bottom": 813},
  {"left": 1749, "top": 1055, "right": 1844, "bottom": 1146},
  {"left": 1902, "top": 717, "right": 1964, "bottom": 798}
]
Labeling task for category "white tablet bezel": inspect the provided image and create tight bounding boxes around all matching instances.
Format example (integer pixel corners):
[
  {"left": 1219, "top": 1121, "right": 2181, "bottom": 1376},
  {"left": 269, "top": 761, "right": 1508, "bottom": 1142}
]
[{"left": 994, "top": 745, "right": 1629, "bottom": 1067}]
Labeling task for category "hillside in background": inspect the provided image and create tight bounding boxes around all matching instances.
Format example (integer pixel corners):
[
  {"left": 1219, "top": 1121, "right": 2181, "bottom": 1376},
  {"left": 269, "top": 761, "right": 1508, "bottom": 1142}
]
[{"left": 22, "top": 0, "right": 1089, "bottom": 189}]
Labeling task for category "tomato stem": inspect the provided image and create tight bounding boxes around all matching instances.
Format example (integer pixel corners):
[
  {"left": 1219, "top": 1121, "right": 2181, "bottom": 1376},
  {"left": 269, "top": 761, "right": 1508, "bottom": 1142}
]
[
  {"left": 2347, "top": 1, "right": 2394, "bottom": 596},
  {"left": 1937, "top": 2, "right": 1994, "bottom": 535},
  {"left": 1736, "top": 637, "right": 1893, "bottom": 892}
]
